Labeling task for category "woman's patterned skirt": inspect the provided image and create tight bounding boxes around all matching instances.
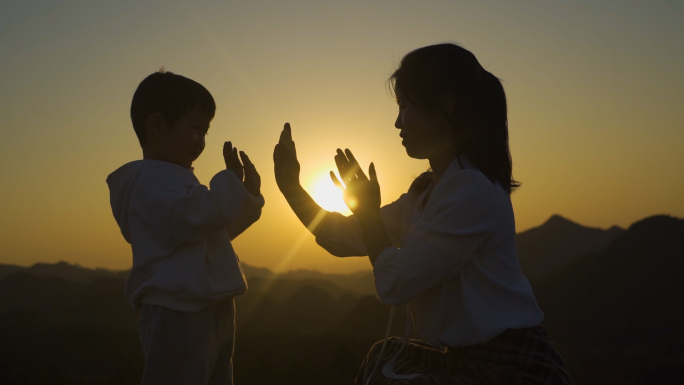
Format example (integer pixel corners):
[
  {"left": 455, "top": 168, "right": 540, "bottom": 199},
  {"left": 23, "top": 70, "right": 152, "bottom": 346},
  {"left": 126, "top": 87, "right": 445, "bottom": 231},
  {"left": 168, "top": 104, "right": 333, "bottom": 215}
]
[{"left": 354, "top": 325, "right": 573, "bottom": 385}]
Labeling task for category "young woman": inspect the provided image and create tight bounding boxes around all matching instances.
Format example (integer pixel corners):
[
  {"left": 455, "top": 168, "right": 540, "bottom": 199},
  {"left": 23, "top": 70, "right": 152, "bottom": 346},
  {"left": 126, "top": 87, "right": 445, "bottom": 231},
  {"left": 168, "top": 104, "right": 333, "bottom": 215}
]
[{"left": 273, "top": 43, "right": 573, "bottom": 384}]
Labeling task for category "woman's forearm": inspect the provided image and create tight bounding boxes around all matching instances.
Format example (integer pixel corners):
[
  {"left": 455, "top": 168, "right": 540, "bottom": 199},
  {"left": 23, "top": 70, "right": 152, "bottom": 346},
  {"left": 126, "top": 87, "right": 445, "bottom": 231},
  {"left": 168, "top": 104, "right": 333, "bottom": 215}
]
[
  {"left": 357, "top": 209, "right": 393, "bottom": 266},
  {"left": 281, "top": 184, "right": 328, "bottom": 233}
]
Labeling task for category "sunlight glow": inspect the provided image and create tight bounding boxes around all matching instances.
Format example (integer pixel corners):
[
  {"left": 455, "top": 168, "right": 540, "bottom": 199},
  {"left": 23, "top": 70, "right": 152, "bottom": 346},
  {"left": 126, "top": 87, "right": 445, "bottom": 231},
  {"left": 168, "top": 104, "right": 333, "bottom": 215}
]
[
  {"left": 311, "top": 176, "right": 352, "bottom": 215},
  {"left": 244, "top": 209, "right": 328, "bottom": 313},
  {"left": 189, "top": 10, "right": 270, "bottom": 123}
]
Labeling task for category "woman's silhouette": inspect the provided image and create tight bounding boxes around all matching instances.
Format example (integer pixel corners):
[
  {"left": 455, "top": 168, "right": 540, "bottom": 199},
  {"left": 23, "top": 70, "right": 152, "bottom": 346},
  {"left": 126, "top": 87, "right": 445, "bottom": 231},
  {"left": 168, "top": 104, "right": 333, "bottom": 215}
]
[{"left": 274, "top": 43, "right": 573, "bottom": 384}]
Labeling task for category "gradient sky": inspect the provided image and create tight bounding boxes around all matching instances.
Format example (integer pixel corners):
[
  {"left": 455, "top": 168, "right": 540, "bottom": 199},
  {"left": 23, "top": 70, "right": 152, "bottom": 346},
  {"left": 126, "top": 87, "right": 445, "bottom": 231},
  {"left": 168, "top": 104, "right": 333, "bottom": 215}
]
[{"left": 1, "top": 0, "right": 682, "bottom": 273}]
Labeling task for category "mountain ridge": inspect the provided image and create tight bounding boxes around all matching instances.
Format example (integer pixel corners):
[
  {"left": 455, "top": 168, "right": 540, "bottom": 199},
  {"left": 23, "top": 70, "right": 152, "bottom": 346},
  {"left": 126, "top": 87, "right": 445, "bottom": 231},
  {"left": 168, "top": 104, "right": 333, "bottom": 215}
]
[
  {"left": 1, "top": 213, "right": 633, "bottom": 283},
  {"left": 1, "top": 214, "right": 683, "bottom": 384},
  {"left": 531, "top": 214, "right": 684, "bottom": 383},
  {"left": 516, "top": 214, "right": 625, "bottom": 279}
]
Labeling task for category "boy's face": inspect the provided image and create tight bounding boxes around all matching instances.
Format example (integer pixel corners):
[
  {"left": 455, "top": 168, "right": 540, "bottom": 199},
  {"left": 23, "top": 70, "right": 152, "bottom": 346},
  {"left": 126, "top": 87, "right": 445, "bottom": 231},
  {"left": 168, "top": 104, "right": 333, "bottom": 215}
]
[{"left": 150, "top": 104, "right": 211, "bottom": 169}]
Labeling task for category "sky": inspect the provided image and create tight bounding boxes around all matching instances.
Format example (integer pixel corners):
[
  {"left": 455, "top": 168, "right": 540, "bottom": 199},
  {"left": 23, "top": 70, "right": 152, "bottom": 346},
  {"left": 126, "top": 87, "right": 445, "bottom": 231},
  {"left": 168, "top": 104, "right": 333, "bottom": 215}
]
[{"left": 0, "top": 0, "right": 682, "bottom": 273}]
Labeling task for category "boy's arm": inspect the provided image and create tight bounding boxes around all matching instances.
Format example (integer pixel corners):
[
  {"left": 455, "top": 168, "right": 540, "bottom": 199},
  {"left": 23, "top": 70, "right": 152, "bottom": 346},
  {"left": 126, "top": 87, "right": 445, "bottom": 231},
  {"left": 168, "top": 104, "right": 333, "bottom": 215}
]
[
  {"left": 172, "top": 170, "right": 252, "bottom": 245},
  {"left": 227, "top": 193, "right": 265, "bottom": 240}
]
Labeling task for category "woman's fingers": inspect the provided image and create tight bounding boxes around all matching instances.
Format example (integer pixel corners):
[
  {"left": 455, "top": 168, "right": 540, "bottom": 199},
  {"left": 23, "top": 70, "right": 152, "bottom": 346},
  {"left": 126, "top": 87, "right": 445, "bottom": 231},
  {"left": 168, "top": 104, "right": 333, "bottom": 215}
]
[
  {"left": 275, "top": 122, "right": 298, "bottom": 165},
  {"left": 284, "top": 122, "right": 292, "bottom": 140},
  {"left": 335, "top": 148, "right": 347, "bottom": 168},
  {"left": 280, "top": 126, "right": 297, "bottom": 157},
  {"left": 345, "top": 149, "right": 367, "bottom": 180},
  {"left": 273, "top": 143, "right": 280, "bottom": 162},
  {"left": 278, "top": 123, "right": 289, "bottom": 143},
  {"left": 279, "top": 123, "right": 295, "bottom": 150},
  {"left": 369, "top": 162, "right": 377, "bottom": 182},
  {"left": 335, "top": 148, "right": 367, "bottom": 181},
  {"left": 335, "top": 149, "right": 352, "bottom": 174},
  {"left": 334, "top": 151, "right": 354, "bottom": 181},
  {"left": 344, "top": 148, "right": 357, "bottom": 164},
  {"left": 330, "top": 171, "right": 344, "bottom": 190}
]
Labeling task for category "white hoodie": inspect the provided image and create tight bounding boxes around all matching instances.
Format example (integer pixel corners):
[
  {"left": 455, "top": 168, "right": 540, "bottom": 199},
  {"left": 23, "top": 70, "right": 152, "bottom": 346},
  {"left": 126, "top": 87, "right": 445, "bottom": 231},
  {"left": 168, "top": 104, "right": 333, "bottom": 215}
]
[{"left": 107, "top": 159, "right": 264, "bottom": 311}]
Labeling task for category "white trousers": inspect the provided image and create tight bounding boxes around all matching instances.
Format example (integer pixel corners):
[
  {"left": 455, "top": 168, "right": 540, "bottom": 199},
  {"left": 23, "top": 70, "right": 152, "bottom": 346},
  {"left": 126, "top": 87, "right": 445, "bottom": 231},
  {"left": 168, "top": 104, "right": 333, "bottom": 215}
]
[{"left": 138, "top": 299, "right": 236, "bottom": 385}]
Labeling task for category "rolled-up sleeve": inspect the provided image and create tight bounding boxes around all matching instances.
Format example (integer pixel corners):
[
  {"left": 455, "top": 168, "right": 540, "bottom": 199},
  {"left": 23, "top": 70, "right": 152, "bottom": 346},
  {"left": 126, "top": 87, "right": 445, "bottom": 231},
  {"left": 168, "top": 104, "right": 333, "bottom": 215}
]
[
  {"left": 314, "top": 195, "right": 406, "bottom": 257},
  {"left": 128, "top": 168, "right": 255, "bottom": 252},
  {"left": 168, "top": 170, "right": 252, "bottom": 244},
  {"left": 373, "top": 172, "right": 498, "bottom": 305},
  {"left": 227, "top": 192, "right": 265, "bottom": 240}
]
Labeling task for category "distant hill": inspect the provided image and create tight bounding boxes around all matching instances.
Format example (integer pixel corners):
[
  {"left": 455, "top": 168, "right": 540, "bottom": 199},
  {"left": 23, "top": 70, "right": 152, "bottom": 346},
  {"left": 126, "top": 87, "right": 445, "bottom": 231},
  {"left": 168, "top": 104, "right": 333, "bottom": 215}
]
[
  {"left": 0, "top": 260, "right": 377, "bottom": 297},
  {"left": 533, "top": 215, "right": 684, "bottom": 384},
  {"left": 1, "top": 214, "right": 683, "bottom": 384},
  {"left": 516, "top": 214, "right": 624, "bottom": 280},
  {"left": 0, "top": 261, "right": 128, "bottom": 283},
  {"left": 1, "top": 214, "right": 624, "bottom": 292},
  {"left": 0, "top": 268, "right": 387, "bottom": 385},
  {"left": 251, "top": 268, "right": 375, "bottom": 297}
]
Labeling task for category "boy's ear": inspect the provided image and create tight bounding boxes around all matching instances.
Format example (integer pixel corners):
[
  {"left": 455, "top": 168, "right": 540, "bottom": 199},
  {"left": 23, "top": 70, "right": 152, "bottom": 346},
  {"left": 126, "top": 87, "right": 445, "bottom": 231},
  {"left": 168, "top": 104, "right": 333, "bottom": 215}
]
[{"left": 146, "top": 112, "right": 165, "bottom": 140}]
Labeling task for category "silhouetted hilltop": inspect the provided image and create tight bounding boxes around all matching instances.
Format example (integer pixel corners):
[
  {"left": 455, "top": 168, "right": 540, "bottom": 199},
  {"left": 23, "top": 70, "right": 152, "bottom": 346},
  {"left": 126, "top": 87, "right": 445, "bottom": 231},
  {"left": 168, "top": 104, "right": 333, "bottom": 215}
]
[
  {"left": 0, "top": 261, "right": 128, "bottom": 283},
  {"left": 273, "top": 269, "right": 375, "bottom": 296},
  {"left": 241, "top": 264, "right": 375, "bottom": 296},
  {"left": 516, "top": 214, "right": 624, "bottom": 280},
  {"left": 533, "top": 214, "right": 684, "bottom": 383},
  {"left": 0, "top": 260, "right": 377, "bottom": 296},
  {"left": 245, "top": 276, "right": 359, "bottom": 302},
  {"left": 0, "top": 263, "right": 23, "bottom": 277},
  {"left": 241, "top": 263, "right": 275, "bottom": 278},
  {"left": 1, "top": 214, "right": 683, "bottom": 383}
]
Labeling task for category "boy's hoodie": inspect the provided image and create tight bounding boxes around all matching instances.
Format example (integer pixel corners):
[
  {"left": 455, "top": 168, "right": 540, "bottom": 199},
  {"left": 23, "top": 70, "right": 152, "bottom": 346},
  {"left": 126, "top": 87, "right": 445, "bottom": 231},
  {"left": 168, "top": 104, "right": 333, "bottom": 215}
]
[{"left": 107, "top": 159, "right": 264, "bottom": 311}]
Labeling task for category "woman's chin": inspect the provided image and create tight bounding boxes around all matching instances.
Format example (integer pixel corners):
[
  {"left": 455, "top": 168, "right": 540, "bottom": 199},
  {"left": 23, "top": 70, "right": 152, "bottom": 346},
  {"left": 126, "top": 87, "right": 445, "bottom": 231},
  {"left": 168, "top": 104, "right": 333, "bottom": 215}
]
[{"left": 404, "top": 146, "right": 428, "bottom": 160}]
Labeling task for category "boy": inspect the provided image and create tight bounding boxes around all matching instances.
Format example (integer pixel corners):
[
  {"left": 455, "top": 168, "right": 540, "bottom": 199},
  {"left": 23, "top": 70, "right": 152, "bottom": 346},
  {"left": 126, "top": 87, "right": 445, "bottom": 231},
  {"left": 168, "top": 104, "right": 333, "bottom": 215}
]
[{"left": 107, "top": 71, "right": 264, "bottom": 384}]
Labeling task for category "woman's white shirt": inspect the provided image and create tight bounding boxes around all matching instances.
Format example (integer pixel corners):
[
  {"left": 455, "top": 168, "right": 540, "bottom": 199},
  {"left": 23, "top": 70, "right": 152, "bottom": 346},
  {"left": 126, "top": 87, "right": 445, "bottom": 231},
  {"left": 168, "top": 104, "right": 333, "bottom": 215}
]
[{"left": 314, "top": 159, "right": 543, "bottom": 348}]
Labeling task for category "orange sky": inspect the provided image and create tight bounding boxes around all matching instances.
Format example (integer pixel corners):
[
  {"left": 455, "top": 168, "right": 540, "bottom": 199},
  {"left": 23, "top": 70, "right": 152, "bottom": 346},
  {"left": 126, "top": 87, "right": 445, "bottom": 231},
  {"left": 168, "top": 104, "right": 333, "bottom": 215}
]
[{"left": 1, "top": 1, "right": 682, "bottom": 273}]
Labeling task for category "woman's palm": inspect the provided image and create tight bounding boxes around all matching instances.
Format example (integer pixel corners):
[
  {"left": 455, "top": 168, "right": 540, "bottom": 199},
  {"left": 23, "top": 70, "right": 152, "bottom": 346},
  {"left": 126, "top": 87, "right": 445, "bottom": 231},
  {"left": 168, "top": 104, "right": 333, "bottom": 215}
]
[{"left": 331, "top": 148, "right": 381, "bottom": 215}]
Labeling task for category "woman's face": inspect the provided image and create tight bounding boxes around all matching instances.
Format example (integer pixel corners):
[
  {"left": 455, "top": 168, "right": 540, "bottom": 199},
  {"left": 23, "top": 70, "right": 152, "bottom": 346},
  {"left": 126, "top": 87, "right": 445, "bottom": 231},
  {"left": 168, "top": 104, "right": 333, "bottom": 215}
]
[{"left": 394, "top": 88, "right": 457, "bottom": 160}]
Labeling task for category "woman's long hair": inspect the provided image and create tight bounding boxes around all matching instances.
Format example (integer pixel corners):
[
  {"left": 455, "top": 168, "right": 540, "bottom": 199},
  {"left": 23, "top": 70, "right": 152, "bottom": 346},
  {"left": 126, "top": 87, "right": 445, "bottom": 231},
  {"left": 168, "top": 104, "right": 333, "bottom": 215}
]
[{"left": 390, "top": 43, "right": 520, "bottom": 195}]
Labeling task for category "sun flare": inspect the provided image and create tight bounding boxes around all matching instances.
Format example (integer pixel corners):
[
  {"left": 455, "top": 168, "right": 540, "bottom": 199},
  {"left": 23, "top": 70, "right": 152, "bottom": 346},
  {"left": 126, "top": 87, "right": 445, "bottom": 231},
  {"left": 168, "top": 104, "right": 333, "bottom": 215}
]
[{"left": 310, "top": 175, "right": 352, "bottom": 215}]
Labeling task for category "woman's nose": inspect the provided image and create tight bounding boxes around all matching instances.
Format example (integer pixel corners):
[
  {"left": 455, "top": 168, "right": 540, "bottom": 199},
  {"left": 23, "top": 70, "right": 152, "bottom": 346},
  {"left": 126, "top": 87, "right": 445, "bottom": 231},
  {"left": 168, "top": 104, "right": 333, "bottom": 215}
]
[{"left": 394, "top": 113, "right": 402, "bottom": 129}]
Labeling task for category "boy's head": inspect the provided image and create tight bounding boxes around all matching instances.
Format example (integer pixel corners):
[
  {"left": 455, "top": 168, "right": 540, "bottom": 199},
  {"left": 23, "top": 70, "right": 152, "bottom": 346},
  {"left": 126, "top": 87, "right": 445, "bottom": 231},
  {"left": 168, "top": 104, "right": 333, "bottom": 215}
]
[{"left": 131, "top": 70, "right": 216, "bottom": 168}]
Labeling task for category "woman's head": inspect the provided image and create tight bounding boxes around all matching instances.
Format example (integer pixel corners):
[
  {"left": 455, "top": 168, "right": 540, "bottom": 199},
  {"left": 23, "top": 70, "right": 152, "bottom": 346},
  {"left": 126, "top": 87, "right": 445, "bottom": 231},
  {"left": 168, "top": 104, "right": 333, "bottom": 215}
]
[{"left": 390, "top": 43, "right": 519, "bottom": 194}]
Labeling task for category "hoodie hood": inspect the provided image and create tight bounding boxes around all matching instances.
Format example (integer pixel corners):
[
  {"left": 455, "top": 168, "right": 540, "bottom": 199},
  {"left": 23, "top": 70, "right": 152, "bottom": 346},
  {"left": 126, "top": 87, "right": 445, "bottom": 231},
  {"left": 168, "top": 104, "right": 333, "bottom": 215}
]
[{"left": 106, "top": 160, "right": 172, "bottom": 243}]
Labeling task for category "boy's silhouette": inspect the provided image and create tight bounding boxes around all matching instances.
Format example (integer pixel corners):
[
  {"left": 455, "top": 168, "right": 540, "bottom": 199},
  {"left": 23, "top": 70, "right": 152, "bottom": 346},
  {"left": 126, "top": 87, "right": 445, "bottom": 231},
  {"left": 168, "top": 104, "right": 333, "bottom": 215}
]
[{"left": 107, "top": 71, "right": 264, "bottom": 385}]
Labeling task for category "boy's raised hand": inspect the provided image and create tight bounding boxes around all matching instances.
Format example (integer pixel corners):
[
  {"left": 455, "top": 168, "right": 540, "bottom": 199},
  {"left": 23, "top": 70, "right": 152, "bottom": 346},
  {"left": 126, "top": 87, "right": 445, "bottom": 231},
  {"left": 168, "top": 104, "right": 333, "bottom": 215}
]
[
  {"left": 224, "top": 141, "right": 261, "bottom": 197},
  {"left": 240, "top": 151, "right": 261, "bottom": 197},
  {"left": 224, "top": 141, "right": 244, "bottom": 181}
]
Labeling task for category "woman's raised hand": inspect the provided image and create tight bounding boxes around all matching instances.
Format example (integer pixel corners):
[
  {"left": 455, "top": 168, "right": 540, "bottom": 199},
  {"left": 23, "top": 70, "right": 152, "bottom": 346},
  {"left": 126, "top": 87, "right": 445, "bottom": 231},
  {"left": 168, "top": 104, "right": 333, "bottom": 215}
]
[
  {"left": 331, "top": 149, "right": 381, "bottom": 216},
  {"left": 273, "top": 123, "right": 301, "bottom": 193}
]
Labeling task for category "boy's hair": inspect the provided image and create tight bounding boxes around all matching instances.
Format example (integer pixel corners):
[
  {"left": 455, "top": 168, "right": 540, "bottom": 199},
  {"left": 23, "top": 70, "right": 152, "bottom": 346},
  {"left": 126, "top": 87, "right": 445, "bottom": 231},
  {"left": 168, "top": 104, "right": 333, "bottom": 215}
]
[{"left": 130, "top": 70, "right": 216, "bottom": 146}]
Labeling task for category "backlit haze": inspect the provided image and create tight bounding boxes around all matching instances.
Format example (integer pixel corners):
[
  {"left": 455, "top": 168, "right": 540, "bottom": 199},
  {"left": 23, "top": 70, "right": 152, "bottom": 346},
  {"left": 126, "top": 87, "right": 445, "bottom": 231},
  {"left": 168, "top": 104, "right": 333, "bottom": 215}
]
[{"left": 1, "top": 1, "right": 682, "bottom": 273}]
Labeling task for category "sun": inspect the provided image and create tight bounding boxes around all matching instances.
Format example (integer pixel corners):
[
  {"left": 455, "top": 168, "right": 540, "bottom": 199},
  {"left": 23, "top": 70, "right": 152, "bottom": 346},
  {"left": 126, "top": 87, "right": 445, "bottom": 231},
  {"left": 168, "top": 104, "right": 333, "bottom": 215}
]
[{"left": 310, "top": 175, "right": 352, "bottom": 215}]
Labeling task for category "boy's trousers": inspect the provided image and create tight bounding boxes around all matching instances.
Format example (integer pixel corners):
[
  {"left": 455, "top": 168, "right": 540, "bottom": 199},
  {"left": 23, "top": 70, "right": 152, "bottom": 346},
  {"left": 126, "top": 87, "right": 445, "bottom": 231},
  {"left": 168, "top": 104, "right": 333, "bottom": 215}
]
[{"left": 138, "top": 298, "right": 236, "bottom": 385}]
